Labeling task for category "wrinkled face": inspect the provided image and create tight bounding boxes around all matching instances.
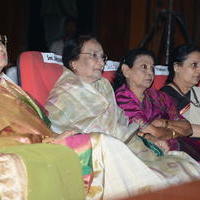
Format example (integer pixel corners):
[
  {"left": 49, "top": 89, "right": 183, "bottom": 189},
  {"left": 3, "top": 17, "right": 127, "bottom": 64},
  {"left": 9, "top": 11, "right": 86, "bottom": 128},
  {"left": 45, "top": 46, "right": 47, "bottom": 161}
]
[
  {"left": 123, "top": 55, "right": 154, "bottom": 90},
  {"left": 0, "top": 41, "right": 8, "bottom": 72},
  {"left": 175, "top": 51, "right": 200, "bottom": 87},
  {"left": 71, "top": 39, "right": 106, "bottom": 83}
]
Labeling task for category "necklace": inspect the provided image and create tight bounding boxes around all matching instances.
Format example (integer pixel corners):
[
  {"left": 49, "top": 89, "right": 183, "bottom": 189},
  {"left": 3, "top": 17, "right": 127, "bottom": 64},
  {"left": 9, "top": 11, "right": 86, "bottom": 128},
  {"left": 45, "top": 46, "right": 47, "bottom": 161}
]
[{"left": 171, "top": 82, "right": 200, "bottom": 108}]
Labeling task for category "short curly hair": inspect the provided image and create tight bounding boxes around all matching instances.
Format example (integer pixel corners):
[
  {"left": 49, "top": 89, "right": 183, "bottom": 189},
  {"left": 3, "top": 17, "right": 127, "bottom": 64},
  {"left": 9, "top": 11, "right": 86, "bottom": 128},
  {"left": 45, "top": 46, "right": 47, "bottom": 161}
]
[{"left": 62, "top": 34, "right": 97, "bottom": 71}]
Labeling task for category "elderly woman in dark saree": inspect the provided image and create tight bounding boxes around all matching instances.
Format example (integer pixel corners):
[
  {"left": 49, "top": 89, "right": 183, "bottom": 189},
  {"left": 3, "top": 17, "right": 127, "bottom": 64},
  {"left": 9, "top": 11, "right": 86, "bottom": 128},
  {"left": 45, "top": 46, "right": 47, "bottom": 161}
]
[
  {"left": 161, "top": 44, "right": 200, "bottom": 161},
  {"left": 45, "top": 34, "right": 200, "bottom": 199}
]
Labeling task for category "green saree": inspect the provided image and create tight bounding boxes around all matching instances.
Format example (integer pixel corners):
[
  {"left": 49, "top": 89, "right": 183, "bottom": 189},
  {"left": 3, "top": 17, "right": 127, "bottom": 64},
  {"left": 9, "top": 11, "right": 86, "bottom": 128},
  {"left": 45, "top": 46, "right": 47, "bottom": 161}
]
[
  {"left": 0, "top": 143, "right": 84, "bottom": 200},
  {"left": 0, "top": 74, "right": 85, "bottom": 200}
]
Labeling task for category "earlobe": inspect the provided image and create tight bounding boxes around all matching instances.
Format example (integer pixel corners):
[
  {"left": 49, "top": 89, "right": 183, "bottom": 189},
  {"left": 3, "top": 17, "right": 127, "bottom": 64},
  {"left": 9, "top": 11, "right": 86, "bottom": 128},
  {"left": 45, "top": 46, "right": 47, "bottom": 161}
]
[
  {"left": 70, "top": 61, "right": 77, "bottom": 71},
  {"left": 174, "top": 63, "right": 179, "bottom": 72},
  {"left": 122, "top": 64, "right": 130, "bottom": 78}
]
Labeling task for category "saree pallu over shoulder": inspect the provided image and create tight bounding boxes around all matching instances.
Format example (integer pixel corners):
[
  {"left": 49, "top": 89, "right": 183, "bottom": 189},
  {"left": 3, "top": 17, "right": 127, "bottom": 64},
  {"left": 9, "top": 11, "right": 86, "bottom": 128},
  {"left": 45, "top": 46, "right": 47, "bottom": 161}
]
[
  {"left": 182, "top": 86, "right": 200, "bottom": 124},
  {"left": 161, "top": 85, "right": 200, "bottom": 124},
  {"left": 115, "top": 84, "right": 181, "bottom": 152},
  {"left": 0, "top": 74, "right": 53, "bottom": 142},
  {"left": 0, "top": 74, "right": 51, "bottom": 127},
  {"left": 46, "top": 68, "right": 139, "bottom": 142},
  {"left": 161, "top": 85, "right": 200, "bottom": 161}
]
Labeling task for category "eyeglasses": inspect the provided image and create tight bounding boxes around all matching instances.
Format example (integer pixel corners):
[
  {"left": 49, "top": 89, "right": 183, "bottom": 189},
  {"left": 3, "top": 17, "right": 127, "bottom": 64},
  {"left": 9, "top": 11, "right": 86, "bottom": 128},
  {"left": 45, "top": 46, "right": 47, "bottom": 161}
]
[
  {"left": 189, "top": 62, "right": 200, "bottom": 69},
  {"left": 80, "top": 52, "right": 108, "bottom": 63},
  {"left": 175, "top": 61, "right": 200, "bottom": 70},
  {"left": 0, "top": 35, "right": 7, "bottom": 47}
]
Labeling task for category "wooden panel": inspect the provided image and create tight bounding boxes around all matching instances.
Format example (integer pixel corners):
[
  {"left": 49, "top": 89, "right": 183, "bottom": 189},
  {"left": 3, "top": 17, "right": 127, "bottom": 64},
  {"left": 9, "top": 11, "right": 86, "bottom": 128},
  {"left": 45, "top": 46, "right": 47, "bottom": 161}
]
[
  {"left": 129, "top": 0, "right": 148, "bottom": 48},
  {"left": 95, "top": 0, "right": 200, "bottom": 63},
  {"left": 96, "top": 0, "right": 131, "bottom": 60},
  {"left": 0, "top": 0, "right": 29, "bottom": 65}
]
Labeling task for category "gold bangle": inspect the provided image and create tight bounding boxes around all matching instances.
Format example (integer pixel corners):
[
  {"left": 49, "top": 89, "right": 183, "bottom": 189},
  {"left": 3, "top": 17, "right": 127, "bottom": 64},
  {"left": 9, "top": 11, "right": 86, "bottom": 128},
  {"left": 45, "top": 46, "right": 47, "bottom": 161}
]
[{"left": 171, "top": 130, "right": 176, "bottom": 139}]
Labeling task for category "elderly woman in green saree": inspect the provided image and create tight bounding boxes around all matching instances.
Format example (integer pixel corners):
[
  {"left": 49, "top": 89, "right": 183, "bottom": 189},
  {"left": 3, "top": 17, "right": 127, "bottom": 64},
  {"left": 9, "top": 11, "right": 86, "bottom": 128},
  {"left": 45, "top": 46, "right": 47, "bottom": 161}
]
[
  {"left": 0, "top": 35, "right": 85, "bottom": 200},
  {"left": 45, "top": 34, "right": 200, "bottom": 199}
]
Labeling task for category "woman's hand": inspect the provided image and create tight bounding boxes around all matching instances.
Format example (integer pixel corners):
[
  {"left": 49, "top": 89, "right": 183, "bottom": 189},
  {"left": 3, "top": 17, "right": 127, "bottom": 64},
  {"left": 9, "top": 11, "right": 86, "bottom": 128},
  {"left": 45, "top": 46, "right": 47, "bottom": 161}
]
[
  {"left": 42, "top": 130, "right": 76, "bottom": 144},
  {"left": 0, "top": 134, "right": 43, "bottom": 144},
  {"left": 140, "top": 123, "right": 175, "bottom": 140},
  {"left": 138, "top": 131, "right": 170, "bottom": 151},
  {"left": 151, "top": 119, "right": 166, "bottom": 128},
  {"left": 140, "top": 124, "right": 156, "bottom": 134},
  {"left": 152, "top": 119, "right": 192, "bottom": 137}
]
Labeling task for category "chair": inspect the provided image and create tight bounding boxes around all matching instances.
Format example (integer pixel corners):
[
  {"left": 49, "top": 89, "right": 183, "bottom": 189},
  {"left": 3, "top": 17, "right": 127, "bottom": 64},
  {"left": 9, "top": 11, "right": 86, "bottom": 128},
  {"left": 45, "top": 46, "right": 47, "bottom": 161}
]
[
  {"left": 19, "top": 53, "right": 120, "bottom": 106},
  {"left": 152, "top": 65, "right": 169, "bottom": 90},
  {"left": 5, "top": 65, "right": 19, "bottom": 84},
  {"left": 18, "top": 51, "right": 64, "bottom": 106},
  {"left": 102, "top": 60, "right": 120, "bottom": 83},
  {"left": 18, "top": 51, "right": 169, "bottom": 108},
  {"left": 102, "top": 63, "right": 169, "bottom": 89}
]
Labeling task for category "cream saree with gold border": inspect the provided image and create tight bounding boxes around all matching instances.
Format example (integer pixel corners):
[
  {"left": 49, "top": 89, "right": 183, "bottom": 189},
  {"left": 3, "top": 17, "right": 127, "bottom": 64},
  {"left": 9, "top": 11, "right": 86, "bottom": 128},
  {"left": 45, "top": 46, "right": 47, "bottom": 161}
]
[{"left": 45, "top": 69, "right": 200, "bottom": 199}]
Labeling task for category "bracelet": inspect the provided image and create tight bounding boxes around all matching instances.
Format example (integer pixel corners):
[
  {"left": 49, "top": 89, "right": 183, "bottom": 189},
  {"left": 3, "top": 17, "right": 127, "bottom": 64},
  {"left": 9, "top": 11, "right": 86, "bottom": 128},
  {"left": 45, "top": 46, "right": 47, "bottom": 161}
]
[{"left": 171, "top": 130, "right": 176, "bottom": 139}]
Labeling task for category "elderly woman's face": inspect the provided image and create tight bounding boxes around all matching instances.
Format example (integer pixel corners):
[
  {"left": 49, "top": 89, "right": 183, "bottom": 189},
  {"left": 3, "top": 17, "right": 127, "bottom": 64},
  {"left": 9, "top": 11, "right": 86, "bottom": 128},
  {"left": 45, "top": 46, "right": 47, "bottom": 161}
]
[
  {"left": 0, "top": 41, "right": 8, "bottom": 72},
  {"left": 175, "top": 51, "right": 200, "bottom": 87},
  {"left": 71, "top": 39, "right": 105, "bottom": 83},
  {"left": 124, "top": 55, "right": 154, "bottom": 90}
]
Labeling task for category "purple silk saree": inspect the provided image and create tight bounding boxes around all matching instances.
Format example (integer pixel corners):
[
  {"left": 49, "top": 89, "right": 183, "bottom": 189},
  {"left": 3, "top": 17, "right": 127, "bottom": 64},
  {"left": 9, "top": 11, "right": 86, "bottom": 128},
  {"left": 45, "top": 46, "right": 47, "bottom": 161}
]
[{"left": 115, "top": 84, "right": 182, "bottom": 151}]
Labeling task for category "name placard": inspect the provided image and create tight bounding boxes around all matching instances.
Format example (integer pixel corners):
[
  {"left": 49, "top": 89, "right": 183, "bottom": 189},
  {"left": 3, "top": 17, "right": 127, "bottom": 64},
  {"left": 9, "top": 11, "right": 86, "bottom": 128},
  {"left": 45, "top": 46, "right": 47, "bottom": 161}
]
[{"left": 41, "top": 53, "right": 63, "bottom": 65}]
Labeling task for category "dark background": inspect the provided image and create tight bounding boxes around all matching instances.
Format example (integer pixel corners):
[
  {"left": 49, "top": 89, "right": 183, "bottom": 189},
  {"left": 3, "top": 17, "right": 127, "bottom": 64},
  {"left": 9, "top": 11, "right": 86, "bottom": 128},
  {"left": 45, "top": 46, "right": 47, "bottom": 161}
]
[{"left": 0, "top": 0, "right": 200, "bottom": 65}]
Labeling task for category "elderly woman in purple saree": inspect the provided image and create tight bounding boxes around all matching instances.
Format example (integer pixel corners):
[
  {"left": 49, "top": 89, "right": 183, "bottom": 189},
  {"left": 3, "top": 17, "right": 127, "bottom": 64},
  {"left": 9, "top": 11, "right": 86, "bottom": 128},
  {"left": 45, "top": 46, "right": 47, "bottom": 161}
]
[
  {"left": 113, "top": 48, "right": 200, "bottom": 160},
  {"left": 116, "top": 84, "right": 182, "bottom": 127},
  {"left": 115, "top": 82, "right": 181, "bottom": 151}
]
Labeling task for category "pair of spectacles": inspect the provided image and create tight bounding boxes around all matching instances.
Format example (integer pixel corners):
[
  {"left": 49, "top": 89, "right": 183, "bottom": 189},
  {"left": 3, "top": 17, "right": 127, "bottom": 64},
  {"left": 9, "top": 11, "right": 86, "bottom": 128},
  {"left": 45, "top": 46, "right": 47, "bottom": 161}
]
[
  {"left": 0, "top": 35, "right": 7, "bottom": 47},
  {"left": 175, "top": 61, "right": 200, "bottom": 70},
  {"left": 189, "top": 62, "right": 200, "bottom": 69},
  {"left": 80, "top": 52, "right": 108, "bottom": 63}
]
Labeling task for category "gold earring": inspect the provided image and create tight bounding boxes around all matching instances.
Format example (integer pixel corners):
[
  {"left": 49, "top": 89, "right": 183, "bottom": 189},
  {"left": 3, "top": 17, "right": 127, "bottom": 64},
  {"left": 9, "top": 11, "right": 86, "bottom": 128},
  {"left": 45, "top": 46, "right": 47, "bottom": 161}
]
[{"left": 72, "top": 65, "right": 77, "bottom": 73}]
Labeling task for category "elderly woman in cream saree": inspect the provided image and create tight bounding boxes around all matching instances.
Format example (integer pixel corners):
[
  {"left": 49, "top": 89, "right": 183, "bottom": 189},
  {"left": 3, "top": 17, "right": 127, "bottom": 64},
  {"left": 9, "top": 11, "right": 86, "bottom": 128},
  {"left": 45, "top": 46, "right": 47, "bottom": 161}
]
[{"left": 45, "top": 35, "right": 200, "bottom": 199}]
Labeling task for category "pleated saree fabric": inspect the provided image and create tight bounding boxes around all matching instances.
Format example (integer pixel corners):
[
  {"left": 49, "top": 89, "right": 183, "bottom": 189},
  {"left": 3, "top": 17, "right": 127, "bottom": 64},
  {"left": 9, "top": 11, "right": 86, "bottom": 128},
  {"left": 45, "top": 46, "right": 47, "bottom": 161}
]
[
  {"left": 0, "top": 73, "right": 85, "bottom": 200},
  {"left": 45, "top": 68, "right": 200, "bottom": 199}
]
